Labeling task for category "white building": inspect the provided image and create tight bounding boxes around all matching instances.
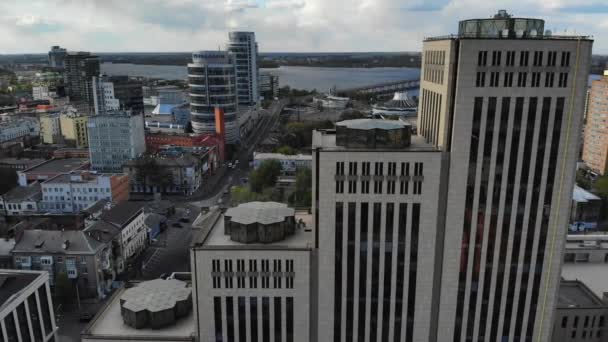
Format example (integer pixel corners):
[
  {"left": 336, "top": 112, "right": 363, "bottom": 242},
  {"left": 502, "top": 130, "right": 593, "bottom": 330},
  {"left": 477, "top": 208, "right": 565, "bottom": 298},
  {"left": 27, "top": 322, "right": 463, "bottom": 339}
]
[
  {"left": 313, "top": 119, "right": 444, "bottom": 342},
  {"left": 40, "top": 171, "right": 130, "bottom": 213},
  {"left": 0, "top": 184, "right": 42, "bottom": 216},
  {"left": 87, "top": 111, "right": 146, "bottom": 172},
  {"left": 191, "top": 203, "right": 312, "bottom": 342},
  {"left": 0, "top": 270, "right": 58, "bottom": 342},
  {"left": 188, "top": 51, "right": 240, "bottom": 142},
  {"left": 253, "top": 152, "right": 312, "bottom": 174},
  {"left": 32, "top": 86, "right": 57, "bottom": 101},
  {"left": 227, "top": 31, "right": 259, "bottom": 107},
  {"left": 0, "top": 118, "right": 40, "bottom": 144},
  {"left": 422, "top": 11, "right": 593, "bottom": 342},
  {"left": 92, "top": 76, "right": 120, "bottom": 115}
]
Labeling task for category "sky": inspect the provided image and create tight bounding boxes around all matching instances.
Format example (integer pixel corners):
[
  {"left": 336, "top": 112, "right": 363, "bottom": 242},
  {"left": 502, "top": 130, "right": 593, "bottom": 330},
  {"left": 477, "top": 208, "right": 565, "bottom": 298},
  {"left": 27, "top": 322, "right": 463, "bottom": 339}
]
[{"left": 1, "top": 0, "right": 607, "bottom": 54}]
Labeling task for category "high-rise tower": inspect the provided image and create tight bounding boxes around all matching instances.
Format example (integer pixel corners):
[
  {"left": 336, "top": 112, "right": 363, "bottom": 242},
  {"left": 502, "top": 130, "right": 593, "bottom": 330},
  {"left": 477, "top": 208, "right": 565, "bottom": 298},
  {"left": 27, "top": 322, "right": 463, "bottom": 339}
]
[
  {"left": 64, "top": 52, "right": 100, "bottom": 115},
  {"left": 419, "top": 10, "right": 592, "bottom": 342},
  {"left": 227, "top": 31, "right": 259, "bottom": 107}
]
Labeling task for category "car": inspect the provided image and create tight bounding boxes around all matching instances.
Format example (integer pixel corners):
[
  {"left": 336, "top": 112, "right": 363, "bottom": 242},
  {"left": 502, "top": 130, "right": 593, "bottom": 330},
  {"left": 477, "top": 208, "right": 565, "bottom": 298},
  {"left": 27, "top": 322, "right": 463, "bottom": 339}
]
[
  {"left": 228, "top": 162, "right": 233, "bottom": 168},
  {"left": 79, "top": 312, "right": 93, "bottom": 322},
  {"left": 172, "top": 222, "right": 182, "bottom": 228},
  {"left": 179, "top": 217, "right": 190, "bottom": 223}
]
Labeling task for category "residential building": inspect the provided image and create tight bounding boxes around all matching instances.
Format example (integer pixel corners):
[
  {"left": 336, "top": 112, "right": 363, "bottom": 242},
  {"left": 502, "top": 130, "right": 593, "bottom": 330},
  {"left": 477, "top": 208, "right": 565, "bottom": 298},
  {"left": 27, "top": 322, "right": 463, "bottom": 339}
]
[
  {"left": 227, "top": 31, "right": 259, "bottom": 106},
  {"left": 40, "top": 171, "right": 129, "bottom": 213},
  {"left": 188, "top": 51, "right": 239, "bottom": 142},
  {"left": 48, "top": 45, "right": 67, "bottom": 68},
  {"left": 142, "top": 85, "right": 181, "bottom": 106},
  {"left": 253, "top": 152, "right": 312, "bottom": 174},
  {"left": 145, "top": 131, "right": 223, "bottom": 159},
  {"left": 12, "top": 229, "right": 109, "bottom": 299},
  {"left": 92, "top": 76, "right": 120, "bottom": 115},
  {"left": 38, "top": 113, "right": 62, "bottom": 144},
  {"left": 17, "top": 158, "right": 90, "bottom": 185},
  {"left": 571, "top": 185, "right": 602, "bottom": 232},
  {"left": 87, "top": 111, "right": 146, "bottom": 172},
  {"left": 64, "top": 52, "right": 100, "bottom": 115},
  {"left": 0, "top": 270, "right": 58, "bottom": 342},
  {"left": 582, "top": 71, "right": 608, "bottom": 175},
  {"left": 124, "top": 152, "right": 207, "bottom": 195},
  {"left": 551, "top": 280, "right": 607, "bottom": 342},
  {"left": 0, "top": 239, "right": 15, "bottom": 268},
  {"left": 421, "top": 10, "right": 593, "bottom": 342},
  {"left": 259, "top": 72, "right": 279, "bottom": 100},
  {"left": 0, "top": 184, "right": 41, "bottom": 216},
  {"left": 313, "top": 119, "right": 444, "bottom": 342},
  {"left": 107, "top": 76, "right": 144, "bottom": 114},
  {"left": 60, "top": 109, "right": 89, "bottom": 148},
  {"left": 0, "top": 158, "right": 45, "bottom": 171},
  {"left": 81, "top": 279, "right": 195, "bottom": 342},
  {"left": 0, "top": 118, "right": 40, "bottom": 144},
  {"left": 32, "top": 86, "right": 57, "bottom": 101},
  {"left": 191, "top": 203, "right": 312, "bottom": 342}
]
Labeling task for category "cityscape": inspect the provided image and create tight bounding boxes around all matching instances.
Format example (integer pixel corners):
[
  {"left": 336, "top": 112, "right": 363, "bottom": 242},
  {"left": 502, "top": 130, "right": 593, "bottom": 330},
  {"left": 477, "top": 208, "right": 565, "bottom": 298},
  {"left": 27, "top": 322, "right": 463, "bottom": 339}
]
[{"left": 1, "top": 5, "right": 608, "bottom": 342}]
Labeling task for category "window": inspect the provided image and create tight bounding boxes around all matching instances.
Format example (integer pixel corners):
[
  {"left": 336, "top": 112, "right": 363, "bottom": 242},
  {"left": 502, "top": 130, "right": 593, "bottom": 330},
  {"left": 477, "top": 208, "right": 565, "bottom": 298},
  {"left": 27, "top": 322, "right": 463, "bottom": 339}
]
[
  {"left": 519, "top": 51, "right": 529, "bottom": 66},
  {"left": 478, "top": 51, "right": 488, "bottom": 66},
  {"left": 531, "top": 72, "right": 541, "bottom": 87},
  {"left": 517, "top": 72, "right": 527, "bottom": 87},
  {"left": 558, "top": 73, "right": 568, "bottom": 88},
  {"left": 506, "top": 51, "right": 516, "bottom": 66},
  {"left": 348, "top": 162, "right": 357, "bottom": 194},
  {"left": 373, "top": 162, "right": 383, "bottom": 194},
  {"left": 545, "top": 72, "right": 555, "bottom": 87},
  {"left": 250, "top": 298, "right": 258, "bottom": 342},
  {"left": 533, "top": 51, "right": 543, "bottom": 66},
  {"left": 561, "top": 51, "right": 571, "bottom": 67},
  {"left": 387, "top": 162, "right": 396, "bottom": 194},
  {"left": 249, "top": 259, "right": 257, "bottom": 288},
  {"left": 476, "top": 72, "right": 486, "bottom": 87},
  {"left": 585, "top": 316, "right": 589, "bottom": 327},
  {"left": 336, "top": 162, "right": 344, "bottom": 194},
  {"left": 571, "top": 330, "right": 576, "bottom": 338},
  {"left": 548, "top": 51, "right": 557, "bottom": 66},
  {"left": 574, "top": 316, "right": 579, "bottom": 327},
  {"left": 561, "top": 316, "right": 568, "bottom": 328},
  {"left": 361, "top": 162, "right": 370, "bottom": 194},
  {"left": 503, "top": 72, "right": 514, "bottom": 87},
  {"left": 400, "top": 162, "right": 409, "bottom": 194},
  {"left": 489, "top": 72, "right": 499, "bottom": 87},
  {"left": 334, "top": 202, "right": 344, "bottom": 341},
  {"left": 491, "top": 51, "right": 502, "bottom": 66}
]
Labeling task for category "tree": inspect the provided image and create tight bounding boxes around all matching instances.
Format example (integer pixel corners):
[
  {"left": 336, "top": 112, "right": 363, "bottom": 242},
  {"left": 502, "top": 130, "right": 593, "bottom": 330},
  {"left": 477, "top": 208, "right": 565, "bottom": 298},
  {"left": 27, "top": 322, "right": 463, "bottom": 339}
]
[
  {"left": 289, "top": 168, "right": 312, "bottom": 207},
  {"left": 274, "top": 145, "right": 297, "bottom": 155},
  {"left": 54, "top": 272, "right": 72, "bottom": 304},
  {"left": 249, "top": 160, "right": 282, "bottom": 193}
]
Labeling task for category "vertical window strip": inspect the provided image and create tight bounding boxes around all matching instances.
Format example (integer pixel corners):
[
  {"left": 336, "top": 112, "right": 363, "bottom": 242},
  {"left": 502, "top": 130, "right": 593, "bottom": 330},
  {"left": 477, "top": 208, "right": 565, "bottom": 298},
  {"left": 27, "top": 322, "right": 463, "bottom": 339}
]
[
  {"left": 407, "top": 203, "right": 421, "bottom": 342},
  {"left": 238, "top": 297, "right": 246, "bottom": 342},
  {"left": 358, "top": 202, "right": 369, "bottom": 341},
  {"left": 369, "top": 203, "right": 382, "bottom": 342},
  {"left": 381, "top": 203, "right": 395, "bottom": 341},
  {"left": 286, "top": 297, "right": 294, "bottom": 342},
  {"left": 226, "top": 297, "right": 235, "bottom": 342},
  {"left": 250, "top": 297, "right": 258, "bottom": 342},
  {"left": 394, "top": 203, "right": 408, "bottom": 342},
  {"left": 346, "top": 202, "right": 356, "bottom": 340},
  {"left": 274, "top": 297, "right": 282, "bottom": 342},
  {"left": 334, "top": 202, "right": 344, "bottom": 342},
  {"left": 262, "top": 297, "right": 270, "bottom": 342}
]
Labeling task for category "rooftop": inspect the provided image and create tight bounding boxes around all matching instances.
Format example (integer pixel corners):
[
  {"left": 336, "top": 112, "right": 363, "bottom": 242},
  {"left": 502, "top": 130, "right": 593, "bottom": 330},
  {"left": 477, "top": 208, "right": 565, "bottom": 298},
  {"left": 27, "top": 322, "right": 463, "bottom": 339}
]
[
  {"left": 254, "top": 153, "right": 312, "bottom": 161},
  {"left": 21, "top": 158, "right": 89, "bottom": 174},
  {"left": 0, "top": 158, "right": 45, "bottom": 166},
  {"left": 336, "top": 118, "right": 408, "bottom": 130},
  {"left": 313, "top": 128, "right": 438, "bottom": 152},
  {"left": 0, "top": 270, "right": 41, "bottom": 311},
  {"left": 557, "top": 280, "right": 605, "bottom": 308},
  {"left": 193, "top": 208, "right": 313, "bottom": 249},
  {"left": 225, "top": 202, "right": 295, "bottom": 225},
  {"left": 562, "top": 263, "right": 608, "bottom": 299},
  {"left": 12, "top": 229, "right": 104, "bottom": 255},
  {"left": 43, "top": 172, "right": 125, "bottom": 185},
  {"left": 82, "top": 282, "right": 194, "bottom": 341},
  {"left": 100, "top": 201, "right": 144, "bottom": 227},
  {"left": 1, "top": 184, "right": 41, "bottom": 202}
]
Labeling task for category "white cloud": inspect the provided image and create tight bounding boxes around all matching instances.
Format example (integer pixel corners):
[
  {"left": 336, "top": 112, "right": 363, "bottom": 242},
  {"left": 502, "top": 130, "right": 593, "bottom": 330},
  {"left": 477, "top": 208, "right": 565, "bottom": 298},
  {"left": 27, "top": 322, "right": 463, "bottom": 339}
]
[{"left": 0, "top": 0, "right": 605, "bottom": 53}]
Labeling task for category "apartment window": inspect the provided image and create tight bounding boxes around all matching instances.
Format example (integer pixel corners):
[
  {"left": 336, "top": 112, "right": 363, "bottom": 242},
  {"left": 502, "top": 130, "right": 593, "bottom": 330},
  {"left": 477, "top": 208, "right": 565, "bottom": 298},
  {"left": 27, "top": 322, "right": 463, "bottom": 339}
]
[
  {"left": 547, "top": 51, "right": 557, "bottom": 66},
  {"left": 336, "top": 162, "right": 344, "bottom": 194},
  {"left": 478, "top": 50, "right": 488, "bottom": 66},
  {"left": 334, "top": 202, "right": 344, "bottom": 342},
  {"left": 348, "top": 162, "right": 357, "bottom": 194},
  {"left": 361, "top": 162, "right": 370, "bottom": 194},
  {"left": 517, "top": 72, "right": 527, "bottom": 87},
  {"left": 574, "top": 316, "right": 579, "bottom": 327},
  {"left": 413, "top": 162, "right": 423, "bottom": 195},
  {"left": 262, "top": 259, "right": 270, "bottom": 288},
  {"left": 273, "top": 259, "right": 282, "bottom": 288},
  {"left": 491, "top": 51, "right": 502, "bottom": 66},
  {"left": 249, "top": 259, "right": 258, "bottom": 288},
  {"left": 274, "top": 297, "right": 282, "bottom": 342},
  {"left": 237, "top": 259, "right": 245, "bottom": 288},
  {"left": 400, "top": 162, "right": 410, "bottom": 194},
  {"left": 519, "top": 51, "right": 529, "bottom": 66},
  {"left": 545, "top": 72, "right": 555, "bottom": 87},
  {"left": 489, "top": 72, "right": 499, "bottom": 87},
  {"left": 561, "top": 316, "right": 568, "bottom": 328},
  {"left": 533, "top": 51, "right": 543, "bottom": 66},
  {"left": 599, "top": 316, "right": 605, "bottom": 327},
  {"left": 224, "top": 260, "right": 233, "bottom": 288},
  {"left": 373, "top": 162, "right": 383, "bottom": 194},
  {"left": 285, "top": 259, "right": 294, "bottom": 289},
  {"left": 476, "top": 72, "right": 486, "bottom": 87},
  {"left": 387, "top": 162, "right": 396, "bottom": 194},
  {"left": 506, "top": 51, "right": 516, "bottom": 66},
  {"left": 250, "top": 298, "right": 258, "bottom": 342},
  {"left": 558, "top": 72, "right": 568, "bottom": 88},
  {"left": 561, "top": 51, "right": 571, "bottom": 67},
  {"left": 503, "top": 72, "right": 514, "bottom": 87},
  {"left": 531, "top": 72, "right": 541, "bottom": 87}
]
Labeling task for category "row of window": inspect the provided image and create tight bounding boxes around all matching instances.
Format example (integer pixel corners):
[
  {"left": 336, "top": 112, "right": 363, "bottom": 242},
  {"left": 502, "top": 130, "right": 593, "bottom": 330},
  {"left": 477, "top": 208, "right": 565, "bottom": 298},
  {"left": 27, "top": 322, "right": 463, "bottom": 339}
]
[
  {"left": 336, "top": 162, "right": 423, "bottom": 195},
  {"left": 424, "top": 67, "right": 444, "bottom": 85},
  {"left": 213, "top": 296, "right": 294, "bottom": 342},
  {"left": 475, "top": 71, "right": 568, "bottom": 88},
  {"left": 561, "top": 315, "right": 605, "bottom": 329},
  {"left": 2, "top": 288, "right": 56, "bottom": 342},
  {"left": 564, "top": 252, "right": 608, "bottom": 263},
  {"left": 419, "top": 88, "right": 443, "bottom": 146},
  {"left": 425, "top": 50, "right": 446, "bottom": 66},
  {"left": 211, "top": 259, "right": 295, "bottom": 289},
  {"left": 42, "top": 187, "right": 111, "bottom": 193},
  {"left": 478, "top": 50, "right": 571, "bottom": 67}
]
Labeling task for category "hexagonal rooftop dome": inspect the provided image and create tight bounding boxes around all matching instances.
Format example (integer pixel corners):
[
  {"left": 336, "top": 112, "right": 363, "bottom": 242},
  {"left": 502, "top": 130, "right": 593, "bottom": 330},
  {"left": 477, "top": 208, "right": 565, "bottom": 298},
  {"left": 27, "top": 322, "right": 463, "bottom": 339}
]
[
  {"left": 120, "top": 279, "right": 192, "bottom": 329},
  {"left": 225, "top": 201, "right": 295, "bottom": 225}
]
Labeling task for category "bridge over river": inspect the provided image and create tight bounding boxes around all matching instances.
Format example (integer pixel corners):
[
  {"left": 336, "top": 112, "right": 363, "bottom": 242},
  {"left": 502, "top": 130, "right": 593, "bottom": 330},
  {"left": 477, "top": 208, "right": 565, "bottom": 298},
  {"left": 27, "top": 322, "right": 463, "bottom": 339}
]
[{"left": 336, "top": 79, "right": 420, "bottom": 98}]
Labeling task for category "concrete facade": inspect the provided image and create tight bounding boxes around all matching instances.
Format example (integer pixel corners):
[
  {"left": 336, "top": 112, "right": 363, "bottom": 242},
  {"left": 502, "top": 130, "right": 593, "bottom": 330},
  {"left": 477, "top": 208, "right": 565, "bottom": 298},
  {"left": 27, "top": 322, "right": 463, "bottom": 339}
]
[{"left": 60, "top": 111, "right": 89, "bottom": 148}]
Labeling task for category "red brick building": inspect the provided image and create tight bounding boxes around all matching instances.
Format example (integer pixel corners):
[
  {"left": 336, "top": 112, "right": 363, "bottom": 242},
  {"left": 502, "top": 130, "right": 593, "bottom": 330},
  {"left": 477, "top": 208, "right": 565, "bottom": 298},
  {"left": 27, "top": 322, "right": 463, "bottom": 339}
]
[{"left": 145, "top": 132, "right": 224, "bottom": 162}]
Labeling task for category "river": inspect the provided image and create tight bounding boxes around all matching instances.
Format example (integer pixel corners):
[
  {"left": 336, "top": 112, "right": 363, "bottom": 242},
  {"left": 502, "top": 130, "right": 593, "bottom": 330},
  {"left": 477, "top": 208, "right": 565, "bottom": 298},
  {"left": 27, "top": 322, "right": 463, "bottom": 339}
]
[{"left": 101, "top": 63, "right": 421, "bottom": 91}]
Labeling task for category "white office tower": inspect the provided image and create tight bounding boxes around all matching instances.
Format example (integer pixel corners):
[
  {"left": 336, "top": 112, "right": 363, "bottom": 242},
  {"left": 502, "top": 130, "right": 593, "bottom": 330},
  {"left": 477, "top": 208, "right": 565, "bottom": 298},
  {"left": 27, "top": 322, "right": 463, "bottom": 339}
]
[
  {"left": 313, "top": 119, "right": 445, "bottom": 342},
  {"left": 188, "top": 51, "right": 240, "bottom": 142},
  {"left": 92, "top": 76, "right": 120, "bottom": 115},
  {"left": 227, "top": 31, "right": 259, "bottom": 107},
  {"left": 191, "top": 202, "right": 313, "bottom": 342},
  {"left": 421, "top": 10, "right": 593, "bottom": 342}
]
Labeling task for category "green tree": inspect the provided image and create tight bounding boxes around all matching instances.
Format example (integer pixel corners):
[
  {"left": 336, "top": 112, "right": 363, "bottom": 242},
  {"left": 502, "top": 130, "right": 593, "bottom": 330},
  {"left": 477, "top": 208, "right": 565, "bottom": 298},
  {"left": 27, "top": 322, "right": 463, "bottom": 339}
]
[
  {"left": 594, "top": 175, "right": 608, "bottom": 198},
  {"left": 289, "top": 168, "right": 312, "bottom": 207},
  {"left": 249, "top": 160, "right": 282, "bottom": 193},
  {"left": 576, "top": 169, "right": 592, "bottom": 190},
  {"left": 274, "top": 145, "right": 297, "bottom": 155}
]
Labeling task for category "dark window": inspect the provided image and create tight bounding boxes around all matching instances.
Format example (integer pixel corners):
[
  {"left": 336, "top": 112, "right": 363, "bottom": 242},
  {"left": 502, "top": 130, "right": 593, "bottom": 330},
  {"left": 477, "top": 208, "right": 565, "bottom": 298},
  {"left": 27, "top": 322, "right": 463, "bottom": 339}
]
[
  {"left": 548, "top": 51, "right": 557, "bottom": 66},
  {"left": 533, "top": 51, "right": 543, "bottom": 66},
  {"left": 503, "top": 72, "right": 514, "bottom": 87},
  {"left": 224, "top": 260, "right": 233, "bottom": 288},
  {"left": 336, "top": 162, "right": 344, "bottom": 193},
  {"left": 226, "top": 297, "right": 234, "bottom": 342},
  {"left": 369, "top": 203, "right": 382, "bottom": 342},
  {"left": 381, "top": 203, "right": 395, "bottom": 342},
  {"left": 334, "top": 202, "right": 344, "bottom": 342},
  {"left": 559, "top": 73, "right": 568, "bottom": 88},
  {"left": 506, "top": 51, "right": 516, "bottom": 66},
  {"left": 561, "top": 51, "right": 571, "bottom": 67},
  {"left": 531, "top": 72, "right": 541, "bottom": 87},
  {"left": 478, "top": 51, "right": 488, "bottom": 66},
  {"left": 27, "top": 295, "right": 43, "bottom": 341},
  {"left": 37, "top": 287, "right": 52, "bottom": 335},
  {"left": 492, "top": 51, "right": 502, "bottom": 66},
  {"left": 394, "top": 203, "right": 408, "bottom": 341},
  {"left": 520, "top": 51, "right": 529, "bottom": 66},
  {"left": 16, "top": 303, "right": 31, "bottom": 342},
  {"left": 407, "top": 203, "right": 420, "bottom": 342},
  {"left": 238, "top": 297, "right": 246, "bottom": 342},
  {"left": 362, "top": 162, "right": 371, "bottom": 194},
  {"left": 374, "top": 162, "right": 383, "bottom": 194},
  {"left": 476, "top": 72, "right": 486, "bottom": 87},
  {"left": 574, "top": 316, "right": 579, "bottom": 327},
  {"left": 5, "top": 312, "right": 17, "bottom": 342},
  {"left": 400, "top": 162, "right": 410, "bottom": 194},
  {"left": 490, "top": 72, "right": 499, "bottom": 87},
  {"left": 274, "top": 297, "right": 282, "bottom": 342},
  {"left": 561, "top": 316, "right": 568, "bottom": 328},
  {"left": 545, "top": 72, "right": 555, "bottom": 87},
  {"left": 348, "top": 162, "right": 357, "bottom": 193},
  {"left": 358, "top": 202, "right": 369, "bottom": 341},
  {"left": 346, "top": 202, "right": 356, "bottom": 341},
  {"left": 249, "top": 260, "right": 257, "bottom": 289},
  {"left": 250, "top": 297, "right": 258, "bottom": 342},
  {"left": 585, "top": 316, "right": 589, "bottom": 328},
  {"left": 571, "top": 330, "right": 576, "bottom": 338},
  {"left": 262, "top": 297, "right": 270, "bottom": 342},
  {"left": 286, "top": 297, "right": 294, "bottom": 342},
  {"left": 517, "top": 72, "right": 527, "bottom": 87},
  {"left": 599, "top": 316, "right": 605, "bottom": 327}
]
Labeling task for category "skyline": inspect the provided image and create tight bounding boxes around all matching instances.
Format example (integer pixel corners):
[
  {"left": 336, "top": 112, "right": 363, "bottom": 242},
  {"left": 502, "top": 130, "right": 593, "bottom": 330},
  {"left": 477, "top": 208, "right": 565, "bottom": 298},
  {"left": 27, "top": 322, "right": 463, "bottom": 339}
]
[{"left": 1, "top": 0, "right": 607, "bottom": 54}]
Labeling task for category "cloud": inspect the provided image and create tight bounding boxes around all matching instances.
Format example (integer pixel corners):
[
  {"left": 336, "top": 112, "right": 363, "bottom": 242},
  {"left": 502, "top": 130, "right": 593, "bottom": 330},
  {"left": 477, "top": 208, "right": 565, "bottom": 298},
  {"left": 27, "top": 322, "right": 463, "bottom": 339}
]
[{"left": 0, "top": 0, "right": 606, "bottom": 53}]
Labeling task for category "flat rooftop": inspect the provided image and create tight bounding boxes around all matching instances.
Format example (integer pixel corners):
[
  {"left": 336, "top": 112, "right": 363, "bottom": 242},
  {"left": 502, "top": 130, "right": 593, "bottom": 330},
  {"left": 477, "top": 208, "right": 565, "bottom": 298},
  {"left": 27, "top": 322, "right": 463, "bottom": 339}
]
[
  {"left": 82, "top": 284, "right": 194, "bottom": 341},
  {"left": 193, "top": 209, "right": 313, "bottom": 249},
  {"left": 0, "top": 270, "right": 41, "bottom": 311},
  {"left": 313, "top": 129, "right": 438, "bottom": 152},
  {"left": 562, "top": 263, "right": 608, "bottom": 300},
  {"left": 22, "top": 158, "right": 89, "bottom": 173},
  {"left": 557, "top": 280, "right": 605, "bottom": 308}
]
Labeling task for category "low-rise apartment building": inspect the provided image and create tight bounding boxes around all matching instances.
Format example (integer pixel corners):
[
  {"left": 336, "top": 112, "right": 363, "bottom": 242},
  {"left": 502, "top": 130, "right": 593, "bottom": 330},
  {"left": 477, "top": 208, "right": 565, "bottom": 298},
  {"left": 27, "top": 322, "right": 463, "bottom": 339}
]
[
  {"left": 0, "top": 184, "right": 42, "bottom": 216},
  {"left": 0, "top": 118, "right": 40, "bottom": 144},
  {"left": 253, "top": 152, "right": 312, "bottom": 174},
  {"left": 18, "top": 158, "right": 90, "bottom": 186},
  {"left": 60, "top": 110, "right": 89, "bottom": 148},
  {"left": 40, "top": 171, "right": 129, "bottom": 213},
  {"left": 38, "top": 113, "right": 62, "bottom": 144}
]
